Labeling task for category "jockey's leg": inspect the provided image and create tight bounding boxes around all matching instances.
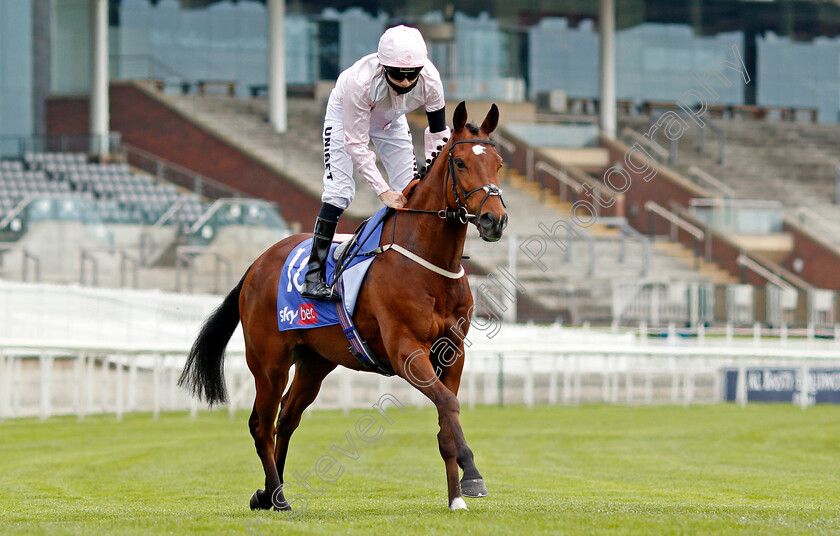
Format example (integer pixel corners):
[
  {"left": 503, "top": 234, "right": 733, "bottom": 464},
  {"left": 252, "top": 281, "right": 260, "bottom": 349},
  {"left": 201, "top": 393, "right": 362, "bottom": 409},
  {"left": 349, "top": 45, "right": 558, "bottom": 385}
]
[
  {"left": 371, "top": 115, "right": 416, "bottom": 192},
  {"left": 300, "top": 205, "right": 342, "bottom": 301},
  {"left": 302, "top": 118, "right": 353, "bottom": 301}
]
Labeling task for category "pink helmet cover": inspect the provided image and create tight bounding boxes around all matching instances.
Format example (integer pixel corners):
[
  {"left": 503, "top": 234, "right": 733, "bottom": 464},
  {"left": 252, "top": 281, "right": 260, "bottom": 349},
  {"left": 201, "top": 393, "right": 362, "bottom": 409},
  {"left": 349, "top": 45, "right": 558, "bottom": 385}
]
[{"left": 377, "top": 25, "right": 428, "bottom": 68}]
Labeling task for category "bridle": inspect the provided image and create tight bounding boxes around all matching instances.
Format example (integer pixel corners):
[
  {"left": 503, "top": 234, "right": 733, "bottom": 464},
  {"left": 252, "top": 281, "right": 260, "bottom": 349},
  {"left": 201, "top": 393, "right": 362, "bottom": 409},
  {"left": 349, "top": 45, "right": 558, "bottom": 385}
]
[
  {"left": 343, "top": 136, "right": 507, "bottom": 281},
  {"left": 447, "top": 138, "right": 507, "bottom": 224},
  {"left": 397, "top": 137, "right": 506, "bottom": 225}
]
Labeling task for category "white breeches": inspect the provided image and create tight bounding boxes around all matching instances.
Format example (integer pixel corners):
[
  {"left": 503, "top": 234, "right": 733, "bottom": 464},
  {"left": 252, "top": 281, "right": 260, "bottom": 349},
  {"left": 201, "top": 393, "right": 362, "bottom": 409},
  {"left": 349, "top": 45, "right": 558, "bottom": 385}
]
[{"left": 321, "top": 109, "right": 416, "bottom": 210}]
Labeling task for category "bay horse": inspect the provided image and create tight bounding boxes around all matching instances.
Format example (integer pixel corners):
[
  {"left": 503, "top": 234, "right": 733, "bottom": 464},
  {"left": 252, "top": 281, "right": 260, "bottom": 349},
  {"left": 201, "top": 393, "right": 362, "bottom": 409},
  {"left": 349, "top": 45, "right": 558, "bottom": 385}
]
[{"left": 178, "top": 102, "right": 508, "bottom": 512}]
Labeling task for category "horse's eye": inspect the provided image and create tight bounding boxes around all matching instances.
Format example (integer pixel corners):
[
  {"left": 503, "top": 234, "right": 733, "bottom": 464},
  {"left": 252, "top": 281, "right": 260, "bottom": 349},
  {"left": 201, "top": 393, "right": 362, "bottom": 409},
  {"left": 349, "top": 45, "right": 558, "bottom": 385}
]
[{"left": 455, "top": 159, "right": 466, "bottom": 169}]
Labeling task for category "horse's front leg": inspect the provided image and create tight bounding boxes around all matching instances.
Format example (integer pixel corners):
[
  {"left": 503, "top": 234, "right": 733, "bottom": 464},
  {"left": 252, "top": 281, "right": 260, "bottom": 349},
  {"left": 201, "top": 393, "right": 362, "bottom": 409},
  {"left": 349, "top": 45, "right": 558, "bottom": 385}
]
[
  {"left": 393, "top": 340, "right": 482, "bottom": 510},
  {"left": 432, "top": 340, "right": 488, "bottom": 500}
]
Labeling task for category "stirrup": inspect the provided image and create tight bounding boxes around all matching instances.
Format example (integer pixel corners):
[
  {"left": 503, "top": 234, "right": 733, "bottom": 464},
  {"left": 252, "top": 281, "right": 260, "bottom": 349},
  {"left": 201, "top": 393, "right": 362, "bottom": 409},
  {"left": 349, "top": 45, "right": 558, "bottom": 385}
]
[{"left": 301, "top": 281, "right": 340, "bottom": 302}]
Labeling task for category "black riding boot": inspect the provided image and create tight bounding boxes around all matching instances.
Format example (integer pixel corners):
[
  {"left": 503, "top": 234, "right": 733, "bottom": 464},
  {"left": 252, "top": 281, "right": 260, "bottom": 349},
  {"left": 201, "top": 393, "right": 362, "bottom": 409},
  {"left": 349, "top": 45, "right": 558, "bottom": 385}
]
[{"left": 301, "top": 217, "right": 339, "bottom": 301}]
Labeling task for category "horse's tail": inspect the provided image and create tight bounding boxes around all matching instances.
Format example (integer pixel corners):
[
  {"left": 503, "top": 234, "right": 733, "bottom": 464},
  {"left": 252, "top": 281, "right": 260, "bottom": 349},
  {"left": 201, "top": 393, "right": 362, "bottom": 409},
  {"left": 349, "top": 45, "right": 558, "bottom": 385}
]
[{"left": 178, "top": 266, "right": 251, "bottom": 406}]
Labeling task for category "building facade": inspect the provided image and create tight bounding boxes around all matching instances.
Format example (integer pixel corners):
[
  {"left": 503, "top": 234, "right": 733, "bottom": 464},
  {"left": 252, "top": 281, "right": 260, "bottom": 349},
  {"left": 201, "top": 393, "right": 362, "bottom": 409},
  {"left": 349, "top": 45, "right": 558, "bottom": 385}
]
[{"left": 3, "top": 0, "right": 840, "bottom": 144}]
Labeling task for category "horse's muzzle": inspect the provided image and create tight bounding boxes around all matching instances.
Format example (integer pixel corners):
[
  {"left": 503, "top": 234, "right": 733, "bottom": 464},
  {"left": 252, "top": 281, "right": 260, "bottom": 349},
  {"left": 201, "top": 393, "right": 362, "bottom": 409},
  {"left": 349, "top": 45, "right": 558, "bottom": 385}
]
[{"left": 477, "top": 212, "right": 507, "bottom": 242}]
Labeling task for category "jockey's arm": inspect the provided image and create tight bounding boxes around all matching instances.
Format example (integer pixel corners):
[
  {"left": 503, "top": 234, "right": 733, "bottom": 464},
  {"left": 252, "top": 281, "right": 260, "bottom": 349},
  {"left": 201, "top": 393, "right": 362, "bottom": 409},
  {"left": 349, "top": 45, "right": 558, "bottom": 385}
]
[{"left": 424, "top": 108, "right": 450, "bottom": 165}]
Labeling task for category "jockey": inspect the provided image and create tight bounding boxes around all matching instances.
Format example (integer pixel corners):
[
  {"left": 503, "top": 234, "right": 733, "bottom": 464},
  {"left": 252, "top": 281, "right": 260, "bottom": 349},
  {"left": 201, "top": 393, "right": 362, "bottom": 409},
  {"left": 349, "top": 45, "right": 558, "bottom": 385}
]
[{"left": 301, "top": 25, "right": 450, "bottom": 301}]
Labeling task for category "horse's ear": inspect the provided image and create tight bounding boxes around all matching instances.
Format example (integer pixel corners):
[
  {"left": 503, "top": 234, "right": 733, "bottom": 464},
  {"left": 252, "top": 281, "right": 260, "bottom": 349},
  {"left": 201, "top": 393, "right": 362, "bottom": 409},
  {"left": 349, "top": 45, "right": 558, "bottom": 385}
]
[
  {"left": 481, "top": 104, "right": 499, "bottom": 134},
  {"left": 453, "top": 101, "right": 467, "bottom": 133}
]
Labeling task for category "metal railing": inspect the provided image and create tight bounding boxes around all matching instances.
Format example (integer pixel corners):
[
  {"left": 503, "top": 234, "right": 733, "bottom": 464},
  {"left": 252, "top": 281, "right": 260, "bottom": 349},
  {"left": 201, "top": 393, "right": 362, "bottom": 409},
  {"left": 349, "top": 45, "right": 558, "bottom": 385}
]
[
  {"left": 645, "top": 110, "right": 726, "bottom": 165},
  {"left": 147, "top": 200, "right": 185, "bottom": 231},
  {"left": 490, "top": 132, "right": 516, "bottom": 155},
  {"left": 612, "top": 279, "right": 714, "bottom": 326},
  {"left": 689, "top": 198, "right": 784, "bottom": 235},
  {"left": 697, "top": 120, "right": 726, "bottom": 165},
  {"left": 0, "top": 195, "right": 35, "bottom": 231},
  {"left": 186, "top": 198, "right": 284, "bottom": 235},
  {"left": 644, "top": 201, "right": 706, "bottom": 267},
  {"left": 174, "top": 246, "right": 232, "bottom": 294},
  {"left": 599, "top": 217, "right": 651, "bottom": 277},
  {"left": 109, "top": 54, "right": 191, "bottom": 92},
  {"left": 533, "top": 160, "right": 583, "bottom": 201},
  {"left": 0, "top": 134, "right": 241, "bottom": 202},
  {"left": 0, "top": 243, "right": 40, "bottom": 282},
  {"left": 690, "top": 198, "right": 784, "bottom": 210},
  {"left": 4, "top": 329, "right": 840, "bottom": 421},
  {"left": 687, "top": 166, "right": 735, "bottom": 198},
  {"left": 736, "top": 254, "right": 801, "bottom": 291},
  {"left": 622, "top": 128, "right": 668, "bottom": 162},
  {"left": 80, "top": 246, "right": 140, "bottom": 288},
  {"left": 0, "top": 133, "right": 123, "bottom": 158},
  {"left": 580, "top": 228, "right": 598, "bottom": 277},
  {"left": 120, "top": 143, "right": 247, "bottom": 201},
  {"left": 793, "top": 206, "right": 840, "bottom": 243},
  {"left": 555, "top": 224, "right": 597, "bottom": 276}
]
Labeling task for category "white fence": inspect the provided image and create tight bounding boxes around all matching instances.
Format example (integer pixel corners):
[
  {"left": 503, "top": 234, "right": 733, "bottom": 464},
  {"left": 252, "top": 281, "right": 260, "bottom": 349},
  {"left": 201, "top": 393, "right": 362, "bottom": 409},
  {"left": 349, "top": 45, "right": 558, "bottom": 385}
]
[
  {"left": 612, "top": 280, "right": 714, "bottom": 326},
  {"left": 0, "top": 279, "right": 234, "bottom": 349},
  {"left": 3, "top": 323, "right": 840, "bottom": 421},
  {"left": 2, "top": 281, "right": 840, "bottom": 421},
  {"left": 613, "top": 280, "right": 838, "bottom": 329}
]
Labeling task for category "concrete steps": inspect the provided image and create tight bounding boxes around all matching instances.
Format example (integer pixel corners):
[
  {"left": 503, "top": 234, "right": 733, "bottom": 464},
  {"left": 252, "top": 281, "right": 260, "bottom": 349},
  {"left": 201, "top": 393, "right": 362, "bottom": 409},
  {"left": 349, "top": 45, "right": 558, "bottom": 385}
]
[{"left": 652, "top": 242, "right": 737, "bottom": 284}]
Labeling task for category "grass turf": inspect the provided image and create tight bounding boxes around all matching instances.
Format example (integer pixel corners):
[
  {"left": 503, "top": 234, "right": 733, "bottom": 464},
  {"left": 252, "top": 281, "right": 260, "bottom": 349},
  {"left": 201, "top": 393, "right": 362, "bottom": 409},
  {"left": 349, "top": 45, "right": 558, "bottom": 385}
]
[{"left": 1, "top": 404, "right": 838, "bottom": 535}]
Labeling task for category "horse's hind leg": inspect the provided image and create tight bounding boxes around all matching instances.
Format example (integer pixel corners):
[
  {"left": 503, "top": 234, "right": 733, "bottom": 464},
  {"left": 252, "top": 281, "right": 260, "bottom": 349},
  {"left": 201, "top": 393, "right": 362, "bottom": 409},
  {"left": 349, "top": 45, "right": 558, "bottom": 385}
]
[
  {"left": 273, "top": 348, "right": 337, "bottom": 508},
  {"left": 247, "top": 343, "right": 293, "bottom": 511}
]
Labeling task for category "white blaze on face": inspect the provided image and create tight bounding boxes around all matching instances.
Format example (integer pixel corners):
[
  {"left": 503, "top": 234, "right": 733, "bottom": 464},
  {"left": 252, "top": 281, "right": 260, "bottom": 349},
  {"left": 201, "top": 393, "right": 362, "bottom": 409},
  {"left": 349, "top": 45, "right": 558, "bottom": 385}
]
[{"left": 472, "top": 145, "right": 486, "bottom": 156}]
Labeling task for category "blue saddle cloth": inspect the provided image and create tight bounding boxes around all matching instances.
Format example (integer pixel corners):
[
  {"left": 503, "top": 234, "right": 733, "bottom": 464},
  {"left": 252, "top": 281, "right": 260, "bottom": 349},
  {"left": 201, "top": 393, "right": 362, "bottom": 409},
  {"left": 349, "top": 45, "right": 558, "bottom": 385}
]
[{"left": 276, "top": 207, "right": 388, "bottom": 332}]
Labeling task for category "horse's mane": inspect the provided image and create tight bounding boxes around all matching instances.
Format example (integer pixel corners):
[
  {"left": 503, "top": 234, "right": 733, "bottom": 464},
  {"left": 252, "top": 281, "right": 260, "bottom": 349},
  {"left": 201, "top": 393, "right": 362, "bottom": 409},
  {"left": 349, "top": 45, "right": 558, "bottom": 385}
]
[{"left": 413, "top": 122, "right": 481, "bottom": 182}]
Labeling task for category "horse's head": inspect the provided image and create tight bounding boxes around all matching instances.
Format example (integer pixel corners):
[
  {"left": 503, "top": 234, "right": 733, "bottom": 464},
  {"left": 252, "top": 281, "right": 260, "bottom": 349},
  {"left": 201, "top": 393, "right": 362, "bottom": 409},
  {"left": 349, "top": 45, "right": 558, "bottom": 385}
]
[{"left": 446, "top": 102, "right": 508, "bottom": 242}]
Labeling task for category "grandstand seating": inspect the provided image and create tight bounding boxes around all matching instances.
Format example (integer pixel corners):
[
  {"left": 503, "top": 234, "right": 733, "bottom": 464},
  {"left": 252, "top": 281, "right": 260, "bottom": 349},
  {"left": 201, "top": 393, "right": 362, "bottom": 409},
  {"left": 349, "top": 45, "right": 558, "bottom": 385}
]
[
  {"left": 0, "top": 148, "right": 290, "bottom": 292},
  {"left": 619, "top": 116, "right": 840, "bottom": 247},
  {"left": 0, "top": 159, "right": 76, "bottom": 212},
  {"left": 464, "top": 169, "right": 736, "bottom": 321},
  {"left": 0, "top": 152, "right": 209, "bottom": 228}
]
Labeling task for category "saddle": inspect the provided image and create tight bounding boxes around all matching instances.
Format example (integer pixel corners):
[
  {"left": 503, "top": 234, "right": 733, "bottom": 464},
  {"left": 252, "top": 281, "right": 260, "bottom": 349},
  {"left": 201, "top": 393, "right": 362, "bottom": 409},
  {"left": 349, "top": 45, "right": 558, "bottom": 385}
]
[{"left": 329, "top": 208, "right": 392, "bottom": 290}]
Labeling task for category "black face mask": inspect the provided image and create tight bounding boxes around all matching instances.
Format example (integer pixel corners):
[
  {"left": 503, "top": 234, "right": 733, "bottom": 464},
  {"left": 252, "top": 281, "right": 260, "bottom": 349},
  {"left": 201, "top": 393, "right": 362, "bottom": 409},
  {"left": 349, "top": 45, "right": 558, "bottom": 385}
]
[{"left": 386, "top": 75, "right": 419, "bottom": 94}]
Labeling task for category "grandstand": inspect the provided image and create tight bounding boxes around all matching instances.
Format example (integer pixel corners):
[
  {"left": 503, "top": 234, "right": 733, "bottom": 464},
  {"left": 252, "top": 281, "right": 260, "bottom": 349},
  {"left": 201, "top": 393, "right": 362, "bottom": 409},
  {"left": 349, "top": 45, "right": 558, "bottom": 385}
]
[
  {"left": 5, "top": 81, "right": 839, "bottom": 326},
  {"left": 69, "top": 84, "right": 739, "bottom": 324},
  {"left": 4, "top": 10, "right": 840, "bottom": 536},
  {"left": 610, "top": 111, "right": 840, "bottom": 294},
  {"left": 0, "top": 146, "right": 290, "bottom": 290}
]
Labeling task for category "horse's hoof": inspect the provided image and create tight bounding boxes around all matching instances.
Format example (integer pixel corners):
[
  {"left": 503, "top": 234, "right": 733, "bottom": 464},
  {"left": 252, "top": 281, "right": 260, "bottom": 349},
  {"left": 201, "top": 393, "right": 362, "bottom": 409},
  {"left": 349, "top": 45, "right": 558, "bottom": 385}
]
[
  {"left": 271, "top": 487, "right": 292, "bottom": 511},
  {"left": 449, "top": 497, "right": 469, "bottom": 511},
  {"left": 461, "top": 478, "right": 488, "bottom": 498},
  {"left": 249, "top": 489, "right": 273, "bottom": 511}
]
